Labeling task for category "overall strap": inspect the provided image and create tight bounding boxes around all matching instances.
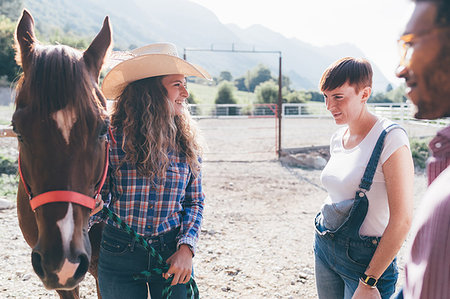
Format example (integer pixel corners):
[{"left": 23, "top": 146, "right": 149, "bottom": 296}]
[{"left": 359, "top": 123, "right": 403, "bottom": 191}]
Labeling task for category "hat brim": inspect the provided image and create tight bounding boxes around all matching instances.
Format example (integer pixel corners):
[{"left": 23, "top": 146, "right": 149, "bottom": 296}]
[{"left": 101, "top": 54, "right": 212, "bottom": 99}]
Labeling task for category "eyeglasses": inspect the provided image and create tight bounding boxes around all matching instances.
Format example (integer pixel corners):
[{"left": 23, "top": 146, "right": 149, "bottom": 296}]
[{"left": 397, "top": 26, "right": 449, "bottom": 66}]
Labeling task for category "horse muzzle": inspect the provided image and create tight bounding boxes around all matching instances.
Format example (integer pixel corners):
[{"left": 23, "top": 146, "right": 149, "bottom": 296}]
[
  {"left": 31, "top": 202, "right": 92, "bottom": 290},
  {"left": 31, "top": 247, "right": 90, "bottom": 290}
]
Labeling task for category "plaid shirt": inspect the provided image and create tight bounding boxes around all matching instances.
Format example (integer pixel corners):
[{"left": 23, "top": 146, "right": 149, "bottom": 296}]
[{"left": 95, "top": 129, "right": 204, "bottom": 252}]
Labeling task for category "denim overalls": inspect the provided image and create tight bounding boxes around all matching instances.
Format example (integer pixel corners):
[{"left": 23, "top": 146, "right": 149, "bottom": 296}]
[{"left": 314, "top": 124, "right": 400, "bottom": 299}]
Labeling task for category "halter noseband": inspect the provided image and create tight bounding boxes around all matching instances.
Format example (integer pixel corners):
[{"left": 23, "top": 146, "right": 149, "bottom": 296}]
[{"left": 18, "top": 129, "right": 113, "bottom": 211}]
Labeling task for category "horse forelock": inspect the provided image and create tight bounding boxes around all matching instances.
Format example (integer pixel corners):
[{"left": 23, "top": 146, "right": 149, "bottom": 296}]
[{"left": 15, "top": 43, "right": 108, "bottom": 146}]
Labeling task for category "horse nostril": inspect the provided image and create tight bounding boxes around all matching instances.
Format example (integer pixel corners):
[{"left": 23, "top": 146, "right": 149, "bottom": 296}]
[
  {"left": 73, "top": 253, "right": 89, "bottom": 280},
  {"left": 31, "top": 251, "right": 45, "bottom": 278}
]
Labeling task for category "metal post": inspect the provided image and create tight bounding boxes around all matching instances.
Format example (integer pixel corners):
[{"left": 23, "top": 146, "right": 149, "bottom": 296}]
[{"left": 278, "top": 54, "right": 282, "bottom": 158}]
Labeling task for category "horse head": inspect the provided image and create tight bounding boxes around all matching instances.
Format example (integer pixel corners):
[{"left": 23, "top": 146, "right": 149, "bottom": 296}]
[{"left": 13, "top": 10, "right": 112, "bottom": 290}]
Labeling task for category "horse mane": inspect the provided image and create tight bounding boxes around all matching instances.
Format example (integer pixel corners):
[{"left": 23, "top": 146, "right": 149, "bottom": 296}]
[{"left": 15, "top": 43, "right": 108, "bottom": 146}]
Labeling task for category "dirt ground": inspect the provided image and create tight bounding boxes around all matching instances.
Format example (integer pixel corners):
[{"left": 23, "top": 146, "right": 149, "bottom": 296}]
[{"left": 0, "top": 118, "right": 438, "bottom": 298}]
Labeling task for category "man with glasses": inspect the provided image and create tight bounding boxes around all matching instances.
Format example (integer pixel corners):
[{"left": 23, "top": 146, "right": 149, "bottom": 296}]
[{"left": 395, "top": 0, "right": 450, "bottom": 298}]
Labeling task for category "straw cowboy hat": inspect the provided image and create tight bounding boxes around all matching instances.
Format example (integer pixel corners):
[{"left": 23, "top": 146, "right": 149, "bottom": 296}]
[{"left": 101, "top": 42, "right": 212, "bottom": 99}]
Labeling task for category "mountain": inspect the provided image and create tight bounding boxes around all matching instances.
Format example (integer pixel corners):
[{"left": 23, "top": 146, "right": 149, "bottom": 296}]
[{"left": 22, "top": 0, "right": 390, "bottom": 91}]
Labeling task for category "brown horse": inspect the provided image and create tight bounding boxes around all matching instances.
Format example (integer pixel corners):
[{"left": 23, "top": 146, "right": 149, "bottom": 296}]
[{"left": 13, "top": 10, "right": 111, "bottom": 298}]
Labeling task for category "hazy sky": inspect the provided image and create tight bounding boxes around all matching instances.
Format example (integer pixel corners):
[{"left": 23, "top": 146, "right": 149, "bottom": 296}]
[{"left": 190, "top": 0, "right": 415, "bottom": 85}]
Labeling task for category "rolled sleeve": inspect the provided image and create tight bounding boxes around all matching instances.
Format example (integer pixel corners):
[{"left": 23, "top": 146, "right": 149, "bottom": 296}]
[{"left": 177, "top": 168, "right": 205, "bottom": 255}]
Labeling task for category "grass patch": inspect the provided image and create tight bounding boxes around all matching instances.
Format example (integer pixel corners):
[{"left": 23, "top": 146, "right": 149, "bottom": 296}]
[
  {"left": 187, "top": 83, "right": 217, "bottom": 104},
  {"left": 0, "top": 155, "right": 18, "bottom": 201},
  {"left": 0, "top": 155, "right": 17, "bottom": 175},
  {"left": 188, "top": 83, "right": 256, "bottom": 105},
  {"left": 0, "top": 174, "right": 18, "bottom": 200}
]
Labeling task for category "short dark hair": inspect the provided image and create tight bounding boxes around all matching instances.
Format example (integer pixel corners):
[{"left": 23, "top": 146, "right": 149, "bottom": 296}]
[
  {"left": 414, "top": 0, "right": 450, "bottom": 26},
  {"left": 319, "top": 57, "right": 373, "bottom": 93}
]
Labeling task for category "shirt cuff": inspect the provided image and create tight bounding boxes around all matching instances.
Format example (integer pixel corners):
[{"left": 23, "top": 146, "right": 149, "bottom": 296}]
[{"left": 177, "top": 236, "right": 197, "bottom": 256}]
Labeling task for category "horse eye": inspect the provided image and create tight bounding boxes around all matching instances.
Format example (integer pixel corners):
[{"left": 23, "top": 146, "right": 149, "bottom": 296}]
[{"left": 11, "top": 122, "right": 24, "bottom": 142}]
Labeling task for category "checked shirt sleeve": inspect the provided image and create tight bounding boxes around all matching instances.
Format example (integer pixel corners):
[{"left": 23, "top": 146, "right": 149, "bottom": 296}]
[
  {"left": 177, "top": 167, "right": 205, "bottom": 255},
  {"left": 88, "top": 166, "right": 112, "bottom": 229}
]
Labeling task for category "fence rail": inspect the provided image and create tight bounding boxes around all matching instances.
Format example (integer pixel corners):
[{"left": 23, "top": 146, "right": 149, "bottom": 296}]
[
  {"left": 189, "top": 102, "right": 450, "bottom": 127},
  {"left": 189, "top": 103, "right": 278, "bottom": 118},
  {"left": 1, "top": 103, "right": 448, "bottom": 139},
  {"left": 0, "top": 128, "right": 15, "bottom": 137}
]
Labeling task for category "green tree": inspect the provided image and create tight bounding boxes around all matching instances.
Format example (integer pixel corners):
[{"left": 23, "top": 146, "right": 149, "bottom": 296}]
[
  {"left": 286, "top": 90, "right": 311, "bottom": 103},
  {"left": 410, "top": 138, "right": 431, "bottom": 169},
  {"left": 187, "top": 91, "right": 199, "bottom": 115},
  {"left": 385, "top": 84, "right": 407, "bottom": 103},
  {"left": 234, "top": 76, "right": 247, "bottom": 91},
  {"left": 218, "top": 71, "right": 233, "bottom": 82},
  {"left": 187, "top": 91, "right": 197, "bottom": 104},
  {"left": 255, "top": 80, "right": 278, "bottom": 104},
  {"left": 281, "top": 75, "right": 291, "bottom": 91},
  {"left": 369, "top": 92, "right": 392, "bottom": 103},
  {"left": 0, "top": 15, "right": 20, "bottom": 82},
  {"left": 215, "top": 81, "right": 237, "bottom": 104},
  {"left": 245, "top": 64, "right": 273, "bottom": 92},
  {"left": 307, "top": 90, "right": 325, "bottom": 102},
  {"left": 48, "top": 28, "right": 90, "bottom": 49},
  {"left": 367, "top": 84, "right": 407, "bottom": 103}
]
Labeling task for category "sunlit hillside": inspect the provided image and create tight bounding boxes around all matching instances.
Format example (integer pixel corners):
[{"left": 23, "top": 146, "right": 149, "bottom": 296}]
[{"left": 21, "top": 0, "right": 391, "bottom": 91}]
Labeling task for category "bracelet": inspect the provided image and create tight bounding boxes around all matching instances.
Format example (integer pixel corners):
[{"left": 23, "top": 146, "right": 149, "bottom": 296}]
[{"left": 359, "top": 277, "right": 377, "bottom": 289}]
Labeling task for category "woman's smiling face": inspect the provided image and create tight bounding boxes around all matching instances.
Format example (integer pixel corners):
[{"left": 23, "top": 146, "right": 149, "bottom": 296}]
[
  {"left": 162, "top": 74, "right": 189, "bottom": 116},
  {"left": 323, "top": 82, "right": 370, "bottom": 125}
]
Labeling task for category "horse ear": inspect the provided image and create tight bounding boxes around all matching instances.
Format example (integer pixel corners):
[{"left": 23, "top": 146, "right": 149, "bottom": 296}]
[
  {"left": 15, "top": 9, "right": 37, "bottom": 71},
  {"left": 83, "top": 16, "right": 112, "bottom": 81}
]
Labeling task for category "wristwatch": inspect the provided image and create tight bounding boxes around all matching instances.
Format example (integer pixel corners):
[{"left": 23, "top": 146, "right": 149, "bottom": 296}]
[{"left": 360, "top": 273, "right": 378, "bottom": 288}]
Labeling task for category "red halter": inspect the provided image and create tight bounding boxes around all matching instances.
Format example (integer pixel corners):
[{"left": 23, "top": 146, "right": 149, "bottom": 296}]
[{"left": 18, "top": 129, "right": 113, "bottom": 211}]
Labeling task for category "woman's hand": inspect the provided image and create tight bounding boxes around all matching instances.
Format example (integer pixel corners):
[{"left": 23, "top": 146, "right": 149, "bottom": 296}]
[
  {"left": 90, "top": 195, "right": 104, "bottom": 216},
  {"left": 163, "top": 244, "right": 193, "bottom": 285},
  {"left": 351, "top": 280, "right": 381, "bottom": 299}
]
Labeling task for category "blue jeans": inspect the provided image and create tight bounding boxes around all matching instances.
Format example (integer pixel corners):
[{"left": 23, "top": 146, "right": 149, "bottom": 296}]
[
  {"left": 98, "top": 224, "right": 188, "bottom": 299},
  {"left": 314, "top": 232, "right": 398, "bottom": 299}
]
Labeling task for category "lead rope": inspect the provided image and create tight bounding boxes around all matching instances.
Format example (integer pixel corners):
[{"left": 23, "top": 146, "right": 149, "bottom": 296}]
[{"left": 101, "top": 206, "right": 199, "bottom": 299}]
